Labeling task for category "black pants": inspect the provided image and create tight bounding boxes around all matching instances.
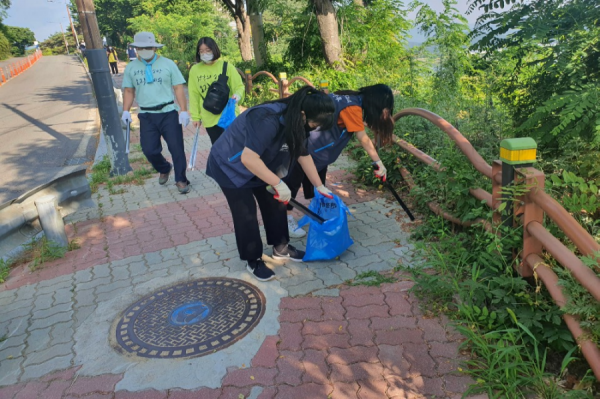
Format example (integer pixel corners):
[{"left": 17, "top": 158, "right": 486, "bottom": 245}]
[
  {"left": 221, "top": 185, "right": 289, "bottom": 261},
  {"left": 206, "top": 125, "right": 225, "bottom": 145},
  {"left": 284, "top": 165, "right": 328, "bottom": 211},
  {"left": 110, "top": 62, "right": 118, "bottom": 74},
  {"left": 138, "top": 110, "right": 189, "bottom": 184}
]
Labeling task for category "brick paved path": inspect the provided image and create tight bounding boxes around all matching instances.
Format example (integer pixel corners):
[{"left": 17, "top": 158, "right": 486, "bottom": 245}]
[{"left": 0, "top": 112, "right": 486, "bottom": 398}]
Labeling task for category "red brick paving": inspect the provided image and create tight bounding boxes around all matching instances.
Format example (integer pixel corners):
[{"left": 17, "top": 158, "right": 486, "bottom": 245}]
[
  {"left": 1, "top": 169, "right": 379, "bottom": 291},
  {"left": 0, "top": 280, "right": 477, "bottom": 399}
]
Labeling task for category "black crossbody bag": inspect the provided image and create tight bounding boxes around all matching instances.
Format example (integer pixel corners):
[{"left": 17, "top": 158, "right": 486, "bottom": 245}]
[{"left": 203, "top": 61, "right": 229, "bottom": 115}]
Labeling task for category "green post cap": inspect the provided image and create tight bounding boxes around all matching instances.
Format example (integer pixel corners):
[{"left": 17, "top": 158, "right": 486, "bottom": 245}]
[
  {"left": 500, "top": 138, "right": 537, "bottom": 151},
  {"left": 500, "top": 138, "right": 537, "bottom": 165}
]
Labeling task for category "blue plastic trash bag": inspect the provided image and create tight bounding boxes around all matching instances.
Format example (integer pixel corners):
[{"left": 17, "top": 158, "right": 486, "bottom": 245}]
[
  {"left": 298, "top": 190, "right": 354, "bottom": 261},
  {"left": 217, "top": 98, "right": 237, "bottom": 129}
]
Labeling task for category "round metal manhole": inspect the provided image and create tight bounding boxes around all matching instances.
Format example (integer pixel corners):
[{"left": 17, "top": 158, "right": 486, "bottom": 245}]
[{"left": 113, "top": 278, "right": 265, "bottom": 359}]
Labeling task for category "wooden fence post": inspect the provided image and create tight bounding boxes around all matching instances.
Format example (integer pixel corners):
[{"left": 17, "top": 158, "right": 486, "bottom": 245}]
[
  {"left": 279, "top": 72, "right": 289, "bottom": 98},
  {"left": 519, "top": 167, "right": 545, "bottom": 277},
  {"left": 245, "top": 69, "right": 252, "bottom": 96}
]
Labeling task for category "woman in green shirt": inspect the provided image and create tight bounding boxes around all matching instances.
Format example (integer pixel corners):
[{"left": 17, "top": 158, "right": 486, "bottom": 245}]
[{"left": 189, "top": 37, "right": 245, "bottom": 144}]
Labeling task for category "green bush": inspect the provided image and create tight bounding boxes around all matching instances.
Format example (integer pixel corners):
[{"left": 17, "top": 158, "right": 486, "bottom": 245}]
[{"left": 0, "top": 31, "right": 10, "bottom": 60}]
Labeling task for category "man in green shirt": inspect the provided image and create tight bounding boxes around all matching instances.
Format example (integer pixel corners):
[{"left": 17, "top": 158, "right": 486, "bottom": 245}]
[{"left": 121, "top": 32, "right": 191, "bottom": 194}]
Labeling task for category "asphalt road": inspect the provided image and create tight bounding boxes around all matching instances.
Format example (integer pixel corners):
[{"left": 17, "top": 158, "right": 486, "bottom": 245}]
[{"left": 0, "top": 55, "right": 98, "bottom": 205}]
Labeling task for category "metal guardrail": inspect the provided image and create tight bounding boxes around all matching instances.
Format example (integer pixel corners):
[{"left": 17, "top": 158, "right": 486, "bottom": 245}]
[{"left": 0, "top": 169, "right": 94, "bottom": 254}]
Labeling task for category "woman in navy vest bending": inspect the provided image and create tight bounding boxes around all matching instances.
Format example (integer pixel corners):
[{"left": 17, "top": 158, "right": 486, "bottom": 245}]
[
  {"left": 285, "top": 84, "right": 394, "bottom": 237},
  {"left": 206, "top": 86, "right": 335, "bottom": 281}
]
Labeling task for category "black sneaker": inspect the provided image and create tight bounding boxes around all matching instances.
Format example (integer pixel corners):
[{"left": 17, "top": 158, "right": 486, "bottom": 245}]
[
  {"left": 246, "top": 259, "right": 275, "bottom": 282},
  {"left": 272, "top": 244, "right": 305, "bottom": 262}
]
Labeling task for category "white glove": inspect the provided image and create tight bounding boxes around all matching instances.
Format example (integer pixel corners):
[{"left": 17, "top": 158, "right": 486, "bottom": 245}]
[
  {"left": 373, "top": 160, "right": 387, "bottom": 182},
  {"left": 179, "top": 111, "right": 190, "bottom": 127},
  {"left": 316, "top": 185, "right": 333, "bottom": 199},
  {"left": 121, "top": 111, "right": 131, "bottom": 124},
  {"left": 232, "top": 93, "right": 241, "bottom": 102},
  {"left": 272, "top": 180, "right": 291, "bottom": 204}
]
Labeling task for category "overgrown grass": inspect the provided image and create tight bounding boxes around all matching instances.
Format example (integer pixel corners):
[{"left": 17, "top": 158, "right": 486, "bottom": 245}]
[
  {"left": 345, "top": 270, "right": 396, "bottom": 287},
  {"left": 2, "top": 237, "right": 79, "bottom": 273},
  {"left": 348, "top": 88, "right": 599, "bottom": 395},
  {"left": 90, "top": 155, "right": 153, "bottom": 194}
]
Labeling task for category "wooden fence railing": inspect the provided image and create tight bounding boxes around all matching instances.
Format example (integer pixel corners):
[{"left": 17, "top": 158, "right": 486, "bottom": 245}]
[
  {"left": 234, "top": 68, "right": 328, "bottom": 98},
  {"left": 392, "top": 108, "right": 600, "bottom": 380}
]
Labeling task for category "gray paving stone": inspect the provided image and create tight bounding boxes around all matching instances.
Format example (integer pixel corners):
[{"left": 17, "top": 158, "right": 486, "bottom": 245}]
[
  {"left": 74, "top": 288, "right": 96, "bottom": 307},
  {"left": 312, "top": 267, "right": 343, "bottom": 287},
  {"left": 36, "top": 274, "right": 72, "bottom": 290},
  {"left": 29, "top": 311, "right": 72, "bottom": 332},
  {"left": 206, "top": 237, "right": 228, "bottom": 249},
  {"left": 2, "top": 304, "right": 32, "bottom": 321},
  {"left": 26, "top": 327, "right": 52, "bottom": 352},
  {"left": 74, "top": 268, "right": 94, "bottom": 284},
  {"left": 92, "top": 263, "right": 111, "bottom": 279},
  {"left": 0, "top": 344, "right": 24, "bottom": 360},
  {"left": 19, "top": 354, "right": 72, "bottom": 381},
  {"left": 95, "top": 279, "right": 131, "bottom": 295},
  {"left": 50, "top": 321, "right": 75, "bottom": 345},
  {"left": 1, "top": 297, "right": 34, "bottom": 314},
  {"left": 111, "top": 265, "right": 130, "bottom": 281},
  {"left": 31, "top": 302, "right": 72, "bottom": 320},
  {"left": 23, "top": 342, "right": 72, "bottom": 366},
  {"left": 0, "top": 289, "right": 16, "bottom": 304},
  {"left": 33, "top": 294, "right": 55, "bottom": 312},
  {"left": 111, "top": 255, "right": 143, "bottom": 268},
  {"left": 0, "top": 356, "right": 23, "bottom": 385},
  {"left": 14, "top": 285, "right": 36, "bottom": 302},
  {"left": 144, "top": 252, "right": 162, "bottom": 266},
  {"left": 331, "top": 264, "right": 357, "bottom": 281},
  {"left": 7, "top": 318, "right": 28, "bottom": 338},
  {"left": 95, "top": 287, "right": 127, "bottom": 303},
  {"left": 73, "top": 305, "right": 96, "bottom": 328},
  {"left": 287, "top": 279, "right": 326, "bottom": 297},
  {"left": 160, "top": 248, "right": 179, "bottom": 261},
  {"left": 75, "top": 276, "right": 111, "bottom": 292},
  {"left": 53, "top": 288, "right": 73, "bottom": 305},
  {"left": 127, "top": 261, "right": 148, "bottom": 277}
]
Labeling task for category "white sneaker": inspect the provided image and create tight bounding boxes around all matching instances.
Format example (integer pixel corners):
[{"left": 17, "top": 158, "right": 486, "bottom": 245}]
[{"left": 287, "top": 215, "right": 306, "bottom": 238}]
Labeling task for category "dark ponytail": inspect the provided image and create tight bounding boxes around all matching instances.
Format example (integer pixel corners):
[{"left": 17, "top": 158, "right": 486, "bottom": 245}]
[
  {"left": 335, "top": 84, "right": 395, "bottom": 145},
  {"left": 268, "top": 86, "right": 335, "bottom": 159}
]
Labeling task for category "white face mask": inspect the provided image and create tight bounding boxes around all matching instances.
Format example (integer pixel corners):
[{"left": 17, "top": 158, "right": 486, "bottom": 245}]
[
  {"left": 138, "top": 49, "right": 155, "bottom": 60},
  {"left": 200, "top": 53, "right": 214, "bottom": 63}
]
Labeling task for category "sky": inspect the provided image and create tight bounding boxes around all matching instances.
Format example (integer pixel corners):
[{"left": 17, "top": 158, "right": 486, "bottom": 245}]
[{"left": 3, "top": 0, "right": 484, "bottom": 43}]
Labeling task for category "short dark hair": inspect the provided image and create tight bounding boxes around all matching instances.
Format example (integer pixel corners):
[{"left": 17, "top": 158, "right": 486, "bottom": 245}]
[{"left": 195, "top": 37, "right": 221, "bottom": 63}]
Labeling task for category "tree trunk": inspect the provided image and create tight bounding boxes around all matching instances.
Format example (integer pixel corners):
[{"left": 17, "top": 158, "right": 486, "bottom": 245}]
[
  {"left": 249, "top": 13, "right": 266, "bottom": 67},
  {"left": 313, "top": 0, "right": 343, "bottom": 70},
  {"left": 247, "top": 0, "right": 266, "bottom": 67},
  {"left": 235, "top": 13, "right": 253, "bottom": 62}
]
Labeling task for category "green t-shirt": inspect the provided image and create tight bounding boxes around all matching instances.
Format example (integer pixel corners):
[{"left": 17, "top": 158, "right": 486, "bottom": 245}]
[
  {"left": 188, "top": 59, "right": 245, "bottom": 128},
  {"left": 122, "top": 56, "right": 186, "bottom": 114}
]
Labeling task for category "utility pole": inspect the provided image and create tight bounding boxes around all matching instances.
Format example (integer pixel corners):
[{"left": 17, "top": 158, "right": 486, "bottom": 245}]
[
  {"left": 59, "top": 22, "right": 70, "bottom": 55},
  {"left": 74, "top": 0, "right": 131, "bottom": 175},
  {"left": 66, "top": 4, "right": 80, "bottom": 49}
]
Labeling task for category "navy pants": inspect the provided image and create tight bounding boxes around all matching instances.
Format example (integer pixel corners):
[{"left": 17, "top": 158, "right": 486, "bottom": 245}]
[
  {"left": 221, "top": 185, "right": 289, "bottom": 261},
  {"left": 284, "top": 164, "right": 328, "bottom": 211},
  {"left": 138, "top": 110, "right": 188, "bottom": 183}
]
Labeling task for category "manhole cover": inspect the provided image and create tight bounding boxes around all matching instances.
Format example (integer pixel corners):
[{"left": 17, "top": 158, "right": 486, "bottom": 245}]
[{"left": 113, "top": 278, "right": 265, "bottom": 359}]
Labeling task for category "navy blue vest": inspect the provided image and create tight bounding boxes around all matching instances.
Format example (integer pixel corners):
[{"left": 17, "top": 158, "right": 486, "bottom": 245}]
[
  {"left": 308, "top": 94, "right": 362, "bottom": 171},
  {"left": 206, "top": 103, "right": 292, "bottom": 188}
]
